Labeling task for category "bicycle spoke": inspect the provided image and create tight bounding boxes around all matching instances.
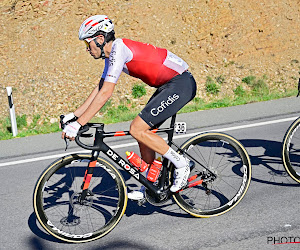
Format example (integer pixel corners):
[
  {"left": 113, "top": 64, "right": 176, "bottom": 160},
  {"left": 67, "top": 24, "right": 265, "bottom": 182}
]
[
  {"left": 173, "top": 133, "right": 251, "bottom": 217},
  {"left": 282, "top": 118, "right": 300, "bottom": 183},
  {"left": 34, "top": 154, "right": 126, "bottom": 242}
]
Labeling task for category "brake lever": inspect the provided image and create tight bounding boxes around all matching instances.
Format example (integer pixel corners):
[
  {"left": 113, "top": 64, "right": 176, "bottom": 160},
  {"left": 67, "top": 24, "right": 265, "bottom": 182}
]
[{"left": 64, "top": 137, "right": 69, "bottom": 151}]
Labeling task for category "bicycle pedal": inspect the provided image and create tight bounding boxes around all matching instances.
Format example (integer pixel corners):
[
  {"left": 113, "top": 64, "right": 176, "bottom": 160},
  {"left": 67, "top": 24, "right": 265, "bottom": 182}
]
[{"left": 137, "top": 198, "right": 147, "bottom": 207}]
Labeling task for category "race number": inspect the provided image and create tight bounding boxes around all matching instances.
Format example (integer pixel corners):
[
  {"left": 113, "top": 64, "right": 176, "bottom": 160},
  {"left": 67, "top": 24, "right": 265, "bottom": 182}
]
[{"left": 175, "top": 122, "right": 186, "bottom": 134}]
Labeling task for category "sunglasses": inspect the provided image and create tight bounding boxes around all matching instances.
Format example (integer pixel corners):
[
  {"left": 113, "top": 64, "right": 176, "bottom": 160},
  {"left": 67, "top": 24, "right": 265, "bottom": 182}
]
[
  {"left": 84, "top": 40, "right": 90, "bottom": 49},
  {"left": 84, "top": 36, "right": 99, "bottom": 49}
]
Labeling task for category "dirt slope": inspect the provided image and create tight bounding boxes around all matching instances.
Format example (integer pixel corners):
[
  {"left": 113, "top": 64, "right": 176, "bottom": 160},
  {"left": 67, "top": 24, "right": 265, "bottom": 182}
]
[{"left": 0, "top": 0, "right": 299, "bottom": 122}]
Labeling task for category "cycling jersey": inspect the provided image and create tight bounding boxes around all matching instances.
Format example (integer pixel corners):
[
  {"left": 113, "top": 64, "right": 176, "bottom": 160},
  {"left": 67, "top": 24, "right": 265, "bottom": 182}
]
[{"left": 102, "top": 38, "right": 189, "bottom": 87}]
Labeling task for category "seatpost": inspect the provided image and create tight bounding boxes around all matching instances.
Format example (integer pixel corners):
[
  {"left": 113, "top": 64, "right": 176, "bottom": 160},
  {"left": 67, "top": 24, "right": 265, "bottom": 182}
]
[{"left": 167, "top": 114, "right": 176, "bottom": 145}]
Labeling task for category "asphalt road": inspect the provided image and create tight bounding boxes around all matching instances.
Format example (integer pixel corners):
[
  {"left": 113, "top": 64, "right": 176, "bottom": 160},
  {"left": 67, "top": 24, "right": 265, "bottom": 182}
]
[{"left": 1, "top": 97, "right": 300, "bottom": 250}]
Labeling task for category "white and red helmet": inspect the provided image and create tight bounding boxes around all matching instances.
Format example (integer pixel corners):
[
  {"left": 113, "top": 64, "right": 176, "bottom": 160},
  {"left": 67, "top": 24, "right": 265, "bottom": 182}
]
[{"left": 78, "top": 15, "right": 114, "bottom": 41}]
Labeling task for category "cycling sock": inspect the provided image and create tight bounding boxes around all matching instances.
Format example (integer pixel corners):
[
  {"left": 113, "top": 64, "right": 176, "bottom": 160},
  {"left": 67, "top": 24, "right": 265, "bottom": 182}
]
[{"left": 163, "top": 147, "right": 186, "bottom": 169}]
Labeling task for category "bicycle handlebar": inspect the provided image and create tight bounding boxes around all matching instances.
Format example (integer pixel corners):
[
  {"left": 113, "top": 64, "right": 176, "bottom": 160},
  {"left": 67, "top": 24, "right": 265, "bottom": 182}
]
[
  {"left": 75, "top": 125, "right": 100, "bottom": 151},
  {"left": 60, "top": 115, "right": 101, "bottom": 151}
]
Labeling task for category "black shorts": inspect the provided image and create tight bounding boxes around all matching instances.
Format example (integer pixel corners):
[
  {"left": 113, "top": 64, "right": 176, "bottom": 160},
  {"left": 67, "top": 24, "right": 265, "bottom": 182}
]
[{"left": 139, "top": 71, "right": 197, "bottom": 128}]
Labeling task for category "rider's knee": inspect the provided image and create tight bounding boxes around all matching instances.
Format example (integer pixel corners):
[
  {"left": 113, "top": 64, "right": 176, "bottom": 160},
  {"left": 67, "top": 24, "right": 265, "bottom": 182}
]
[
  {"left": 129, "top": 122, "right": 139, "bottom": 139},
  {"left": 130, "top": 122, "right": 146, "bottom": 140}
]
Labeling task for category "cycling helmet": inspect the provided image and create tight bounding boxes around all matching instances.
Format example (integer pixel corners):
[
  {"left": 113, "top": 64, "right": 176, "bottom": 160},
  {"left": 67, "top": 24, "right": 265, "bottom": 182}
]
[
  {"left": 78, "top": 15, "right": 114, "bottom": 41},
  {"left": 78, "top": 15, "right": 115, "bottom": 59}
]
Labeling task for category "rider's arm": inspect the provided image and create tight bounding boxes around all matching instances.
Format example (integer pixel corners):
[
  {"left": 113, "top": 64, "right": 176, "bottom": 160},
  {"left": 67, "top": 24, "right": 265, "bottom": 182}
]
[
  {"left": 74, "top": 40, "right": 126, "bottom": 123},
  {"left": 74, "top": 57, "right": 108, "bottom": 117},
  {"left": 76, "top": 81, "right": 115, "bottom": 126},
  {"left": 73, "top": 84, "right": 100, "bottom": 117}
]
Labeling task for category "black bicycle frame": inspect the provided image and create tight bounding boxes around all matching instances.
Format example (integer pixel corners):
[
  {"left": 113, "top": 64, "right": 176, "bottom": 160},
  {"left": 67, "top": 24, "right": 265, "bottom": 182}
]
[
  {"left": 76, "top": 114, "right": 177, "bottom": 197},
  {"left": 74, "top": 113, "right": 217, "bottom": 203}
]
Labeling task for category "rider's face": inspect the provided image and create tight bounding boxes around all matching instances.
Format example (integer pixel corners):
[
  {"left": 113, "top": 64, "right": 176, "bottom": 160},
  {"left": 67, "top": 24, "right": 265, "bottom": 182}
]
[{"left": 85, "top": 36, "right": 103, "bottom": 59}]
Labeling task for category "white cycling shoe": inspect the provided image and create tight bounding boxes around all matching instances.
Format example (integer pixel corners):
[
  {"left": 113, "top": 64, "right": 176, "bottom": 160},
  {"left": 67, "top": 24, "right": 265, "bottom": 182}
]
[
  {"left": 170, "top": 161, "right": 190, "bottom": 192},
  {"left": 127, "top": 190, "right": 144, "bottom": 200}
]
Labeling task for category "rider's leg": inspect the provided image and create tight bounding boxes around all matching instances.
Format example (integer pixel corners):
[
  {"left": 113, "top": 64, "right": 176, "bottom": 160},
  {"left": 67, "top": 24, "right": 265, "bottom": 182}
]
[
  {"left": 131, "top": 116, "right": 189, "bottom": 166},
  {"left": 138, "top": 141, "right": 155, "bottom": 164},
  {"left": 130, "top": 72, "right": 197, "bottom": 194},
  {"left": 128, "top": 132, "right": 158, "bottom": 200},
  {"left": 130, "top": 116, "right": 190, "bottom": 193},
  {"left": 130, "top": 116, "right": 169, "bottom": 155}
]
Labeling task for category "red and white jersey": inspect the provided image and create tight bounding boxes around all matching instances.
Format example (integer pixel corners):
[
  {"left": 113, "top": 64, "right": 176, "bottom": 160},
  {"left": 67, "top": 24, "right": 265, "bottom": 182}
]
[{"left": 102, "top": 38, "right": 189, "bottom": 87}]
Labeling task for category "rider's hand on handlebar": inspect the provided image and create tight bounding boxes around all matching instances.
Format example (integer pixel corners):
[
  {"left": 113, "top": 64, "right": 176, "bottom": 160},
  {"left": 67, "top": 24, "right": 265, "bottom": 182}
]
[
  {"left": 62, "top": 121, "right": 81, "bottom": 141},
  {"left": 59, "top": 112, "right": 78, "bottom": 129}
]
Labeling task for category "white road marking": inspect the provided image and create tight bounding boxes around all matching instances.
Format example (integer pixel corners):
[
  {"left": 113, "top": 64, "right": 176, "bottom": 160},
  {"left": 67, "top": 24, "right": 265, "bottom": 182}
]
[{"left": 0, "top": 116, "right": 298, "bottom": 167}]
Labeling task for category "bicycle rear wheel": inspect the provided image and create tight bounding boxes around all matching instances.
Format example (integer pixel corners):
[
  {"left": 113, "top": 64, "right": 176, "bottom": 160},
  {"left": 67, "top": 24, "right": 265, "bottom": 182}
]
[
  {"left": 173, "top": 132, "right": 251, "bottom": 217},
  {"left": 33, "top": 154, "right": 127, "bottom": 243},
  {"left": 282, "top": 117, "right": 300, "bottom": 183}
]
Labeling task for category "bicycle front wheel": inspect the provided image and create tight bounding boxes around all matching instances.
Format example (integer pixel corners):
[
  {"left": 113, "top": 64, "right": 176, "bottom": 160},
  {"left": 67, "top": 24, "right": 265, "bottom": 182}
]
[
  {"left": 282, "top": 117, "right": 300, "bottom": 183},
  {"left": 33, "top": 154, "right": 127, "bottom": 243},
  {"left": 173, "top": 132, "right": 251, "bottom": 217}
]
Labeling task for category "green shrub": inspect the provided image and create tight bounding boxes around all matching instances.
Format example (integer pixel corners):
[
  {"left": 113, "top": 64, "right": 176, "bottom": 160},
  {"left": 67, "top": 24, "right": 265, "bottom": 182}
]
[
  {"left": 206, "top": 76, "right": 220, "bottom": 95},
  {"left": 253, "top": 79, "right": 269, "bottom": 94},
  {"left": 193, "top": 97, "right": 203, "bottom": 104},
  {"left": 242, "top": 76, "right": 269, "bottom": 95},
  {"left": 234, "top": 85, "right": 246, "bottom": 97},
  {"left": 117, "top": 105, "right": 129, "bottom": 112},
  {"left": 132, "top": 84, "right": 146, "bottom": 98},
  {"left": 16, "top": 114, "right": 27, "bottom": 128},
  {"left": 242, "top": 76, "right": 256, "bottom": 86},
  {"left": 216, "top": 75, "right": 225, "bottom": 84}
]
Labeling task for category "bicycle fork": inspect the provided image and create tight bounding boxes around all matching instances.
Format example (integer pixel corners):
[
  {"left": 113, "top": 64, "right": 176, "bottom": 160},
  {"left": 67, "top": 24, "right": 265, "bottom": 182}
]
[{"left": 79, "top": 150, "right": 100, "bottom": 204}]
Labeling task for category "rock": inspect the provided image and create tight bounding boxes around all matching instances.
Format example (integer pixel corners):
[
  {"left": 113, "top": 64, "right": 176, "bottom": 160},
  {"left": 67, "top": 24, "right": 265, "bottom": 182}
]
[{"left": 0, "top": 0, "right": 299, "bottom": 121}]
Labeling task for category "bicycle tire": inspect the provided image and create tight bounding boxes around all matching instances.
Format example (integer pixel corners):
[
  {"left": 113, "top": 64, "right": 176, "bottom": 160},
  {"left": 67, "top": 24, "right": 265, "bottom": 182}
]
[
  {"left": 33, "top": 154, "right": 127, "bottom": 243},
  {"left": 282, "top": 117, "right": 300, "bottom": 183},
  {"left": 172, "top": 132, "right": 251, "bottom": 217}
]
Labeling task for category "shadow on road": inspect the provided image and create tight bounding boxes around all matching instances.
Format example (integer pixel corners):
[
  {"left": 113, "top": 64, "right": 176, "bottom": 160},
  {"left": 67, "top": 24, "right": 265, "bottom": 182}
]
[
  {"left": 240, "top": 138, "right": 300, "bottom": 186},
  {"left": 28, "top": 138, "right": 300, "bottom": 244}
]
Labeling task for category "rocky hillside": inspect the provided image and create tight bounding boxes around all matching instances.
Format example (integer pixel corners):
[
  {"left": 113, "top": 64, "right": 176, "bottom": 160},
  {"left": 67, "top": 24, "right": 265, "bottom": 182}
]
[{"left": 0, "top": 0, "right": 299, "bottom": 123}]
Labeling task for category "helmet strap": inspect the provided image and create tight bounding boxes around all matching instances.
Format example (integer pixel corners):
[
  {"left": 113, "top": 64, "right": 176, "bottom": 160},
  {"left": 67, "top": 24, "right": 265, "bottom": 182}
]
[{"left": 94, "top": 37, "right": 107, "bottom": 60}]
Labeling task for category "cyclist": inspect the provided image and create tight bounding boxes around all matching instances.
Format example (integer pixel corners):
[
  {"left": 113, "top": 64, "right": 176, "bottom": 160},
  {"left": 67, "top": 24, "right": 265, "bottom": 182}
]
[{"left": 62, "top": 15, "right": 197, "bottom": 200}]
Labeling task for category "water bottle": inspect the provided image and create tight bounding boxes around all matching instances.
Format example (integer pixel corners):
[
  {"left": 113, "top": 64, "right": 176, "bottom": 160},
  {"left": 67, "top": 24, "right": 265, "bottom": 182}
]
[
  {"left": 147, "top": 157, "right": 162, "bottom": 182},
  {"left": 126, "top": 151, "right": 148, "bottom": 172}
]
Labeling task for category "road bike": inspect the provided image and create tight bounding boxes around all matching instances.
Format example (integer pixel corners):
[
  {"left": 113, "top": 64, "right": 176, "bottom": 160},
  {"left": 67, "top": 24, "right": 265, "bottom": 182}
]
[
  {"left": 33, "top": 114, "right": 252, "bottom": 243},
  {"left": 281, "top": 78, "right": 300, "bottom": 183},
  {"left": 282, "top": 116, "right": 300, "bottom": 183}
]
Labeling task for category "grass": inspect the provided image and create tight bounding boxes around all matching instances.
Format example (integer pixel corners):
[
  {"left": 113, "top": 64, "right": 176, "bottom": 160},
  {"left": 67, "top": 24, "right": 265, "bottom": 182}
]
[
  {"left": 205, "top": 76, "right": 220, "bottom": 95},
  {"left": 132, "top": 83, "right": 147, "bottom": 98},
  {"left": 0, "top": 114, "right": 61, "bottom": 140},
  {"left": 242, "top": 75, "right": 269, "bottom": 96},
  {"left": 0, "top": 76, "right": 298, "bottom": 140}
]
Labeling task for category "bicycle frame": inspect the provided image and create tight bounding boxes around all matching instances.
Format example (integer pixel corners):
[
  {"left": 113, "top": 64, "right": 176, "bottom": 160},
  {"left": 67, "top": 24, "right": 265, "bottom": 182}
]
[
  {"left": 76, "top": 115, "right": 178, "bottom": 202},
  {"left": 34, "top": 114, "right": 252, "bottom": 243}
]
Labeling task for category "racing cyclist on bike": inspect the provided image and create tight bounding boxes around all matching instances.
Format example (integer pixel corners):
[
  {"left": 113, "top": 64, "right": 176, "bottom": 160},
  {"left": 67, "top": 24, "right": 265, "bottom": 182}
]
[{"left": 61, "top": 15, "right": 197, "bottom": 200}]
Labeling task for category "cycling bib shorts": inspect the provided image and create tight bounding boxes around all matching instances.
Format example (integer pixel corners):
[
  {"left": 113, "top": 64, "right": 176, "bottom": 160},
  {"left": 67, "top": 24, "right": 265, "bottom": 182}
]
[{"left": 139, "top": 71, "right": 197, "bottom": 128}]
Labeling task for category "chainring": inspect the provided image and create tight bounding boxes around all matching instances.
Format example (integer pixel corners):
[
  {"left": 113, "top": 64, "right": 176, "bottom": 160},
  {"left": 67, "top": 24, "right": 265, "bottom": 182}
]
[{"left": 145, "top": 189, "right": 171, "bottom": 206}]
